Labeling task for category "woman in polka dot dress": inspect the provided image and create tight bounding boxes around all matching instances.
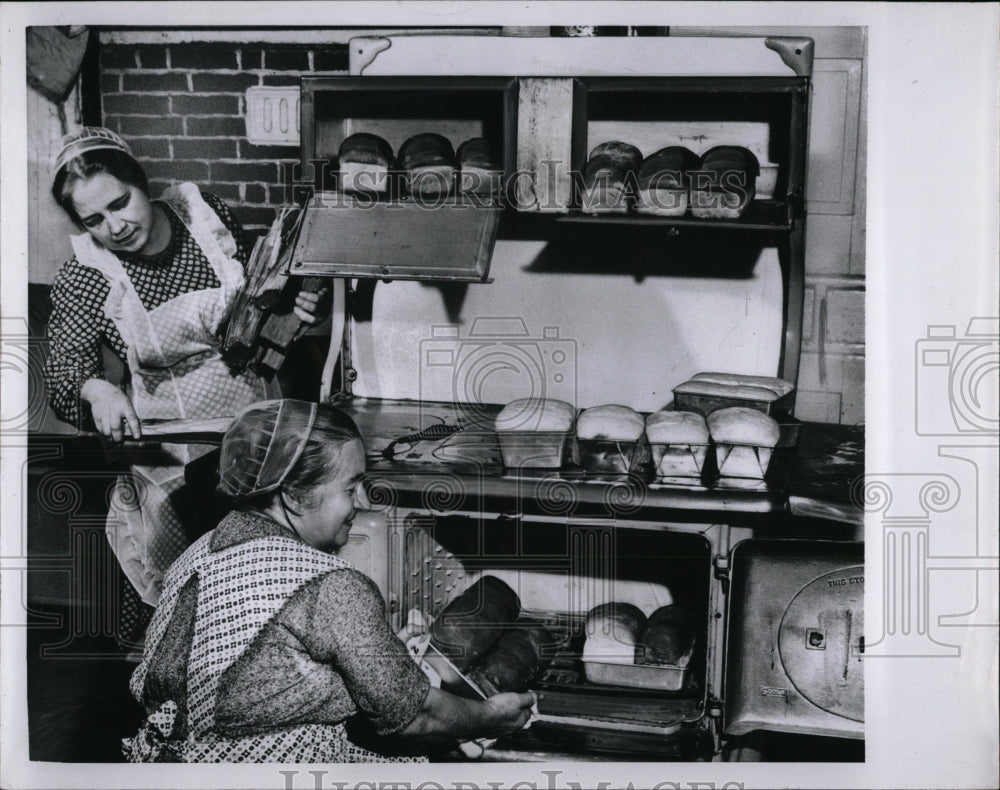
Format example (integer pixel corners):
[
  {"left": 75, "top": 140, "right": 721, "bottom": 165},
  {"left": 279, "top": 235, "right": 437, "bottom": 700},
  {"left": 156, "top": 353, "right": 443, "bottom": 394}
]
[{"left": 43, "top": 128, "right": 328, "bottom": 640}]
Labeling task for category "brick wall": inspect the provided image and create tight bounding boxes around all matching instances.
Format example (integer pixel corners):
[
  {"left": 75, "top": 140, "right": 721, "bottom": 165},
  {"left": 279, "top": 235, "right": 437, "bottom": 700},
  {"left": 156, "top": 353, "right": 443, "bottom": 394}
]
[{"left": 98, "top": 39, "right": 349, "bottom": 237}]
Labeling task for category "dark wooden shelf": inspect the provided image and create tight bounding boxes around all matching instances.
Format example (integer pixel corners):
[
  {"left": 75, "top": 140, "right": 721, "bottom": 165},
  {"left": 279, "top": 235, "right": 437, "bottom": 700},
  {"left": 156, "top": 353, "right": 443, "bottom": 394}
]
[{"left": 556, "top": 200, "right": 795, "bottom": 232}]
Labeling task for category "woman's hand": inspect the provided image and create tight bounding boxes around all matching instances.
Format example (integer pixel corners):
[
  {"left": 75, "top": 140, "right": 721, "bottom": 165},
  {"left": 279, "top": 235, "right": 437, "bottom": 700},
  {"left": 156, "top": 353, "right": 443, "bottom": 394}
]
[
  {"left": 480, "top": 691, "right": 538, "bottom": 738},
  {"left": 80, "top": 378, "right": 141, "bottom": 442},
  {"left": 293, "top": 286, "right": 331, "bottom": 325},
  {"left": 398, "top": 687, "right": 537, "bottom": 746}
]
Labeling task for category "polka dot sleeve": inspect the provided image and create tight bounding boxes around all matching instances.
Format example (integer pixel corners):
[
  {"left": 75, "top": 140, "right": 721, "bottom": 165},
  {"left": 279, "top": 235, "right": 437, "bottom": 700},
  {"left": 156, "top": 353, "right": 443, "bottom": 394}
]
[
  {"left": 202, "top": 192, "right": 250, "bottom": 267},
  {"left": 43, "top": 260, "right": 121, "bottom": 429},
  {"left": 42, "top": 190, "right": 247, "bottom": 429}
]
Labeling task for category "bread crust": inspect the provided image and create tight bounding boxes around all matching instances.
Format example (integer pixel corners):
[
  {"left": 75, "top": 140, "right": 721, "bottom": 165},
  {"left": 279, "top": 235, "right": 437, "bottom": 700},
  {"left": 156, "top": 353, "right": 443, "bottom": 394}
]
[
  {"left": 338, "top": 132, "right": 394, "bottom": 167},
  {"left": 673, "top": 379, "right": 783, "bottom": 403},
  {"left": 468, "top": 621, "right": 556, "bottom": 694},
  {"left": 577, "top": 404, "right": 645, "bottom": 441},
  {"left": 636, "top": 605, "right": 695, "bottom": 666},
  {"left": 645, "top": 410, "right": 710, "bottom": 444},
  {"left": 583, "top": 602, "right": 647, "bottom": 665},
  {"left": 495, "top": 398, "right": 576, "bottom": 433},
  {"left": 707, "top": 406, "right": 781, "bottom": 447},
  {"left": 430, "top": 576, "right": 521, "bottom": 671},
  {"left": 690, "top": 371, "right": 794, "bottom": 397}
]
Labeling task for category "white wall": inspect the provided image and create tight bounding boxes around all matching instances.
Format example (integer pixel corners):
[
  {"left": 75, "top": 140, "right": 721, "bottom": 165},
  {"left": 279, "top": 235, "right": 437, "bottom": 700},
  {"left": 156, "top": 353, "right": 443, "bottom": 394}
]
[{"left": 351, "top": 239, "right": 783, "bottom": 412}]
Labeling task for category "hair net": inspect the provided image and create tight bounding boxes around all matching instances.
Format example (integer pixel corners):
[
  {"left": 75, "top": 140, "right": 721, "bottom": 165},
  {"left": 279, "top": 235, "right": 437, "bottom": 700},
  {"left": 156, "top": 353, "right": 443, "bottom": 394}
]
[
  {"left": 219, "top": 399, "right": 319, "bottom": 498},
  {"left": 55, "top": 126, "right": 132, "bottom": 172}
]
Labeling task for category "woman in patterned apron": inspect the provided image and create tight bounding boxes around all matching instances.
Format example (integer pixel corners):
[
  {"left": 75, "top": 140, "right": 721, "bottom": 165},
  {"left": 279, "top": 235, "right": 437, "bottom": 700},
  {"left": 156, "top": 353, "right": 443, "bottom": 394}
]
[
  {"left": 43, "top": 128, "right": 328, "bottom": 640},
  {"left": 124, "top": 399, "right": 537, "bottom": 762}
]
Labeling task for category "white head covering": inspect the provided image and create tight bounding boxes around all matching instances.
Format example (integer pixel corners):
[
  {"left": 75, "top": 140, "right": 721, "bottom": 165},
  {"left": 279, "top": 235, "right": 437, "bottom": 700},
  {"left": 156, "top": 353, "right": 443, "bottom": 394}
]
[
  {"left": 54, "top": 126, "right": 133, "bottom": 173},
  {"left": 219, "top": 399, "right": 319, "bottom": 498}
]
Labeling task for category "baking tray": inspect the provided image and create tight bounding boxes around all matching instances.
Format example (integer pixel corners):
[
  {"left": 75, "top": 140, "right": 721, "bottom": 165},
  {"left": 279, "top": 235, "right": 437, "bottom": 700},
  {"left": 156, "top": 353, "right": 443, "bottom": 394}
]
[
  {"left": 775, "top": 415, "right": 803, "bottom": 448},
  {"left": 581, "top": 658, "right": 689, "bottom": 692},
  {"left": 497, "top": 430, "right": 575, "bottom": 470},
  {"left": 578, "top": 438, "right": 651, "bottom": 476},
  {"left": 649, "top": 442, "right": 711, "bottom": 479},
  {"left": 714, "top": 442, "right": 775, "bottom": 479},
  {"left": 672, "top": 388, "right": 794, "bottom": 418}
]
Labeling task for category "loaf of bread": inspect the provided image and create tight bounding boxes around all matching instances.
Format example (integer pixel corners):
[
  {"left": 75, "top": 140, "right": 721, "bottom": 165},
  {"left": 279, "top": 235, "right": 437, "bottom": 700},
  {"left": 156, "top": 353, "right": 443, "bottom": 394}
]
[
  {"left": 580, "top": 141, "right": 642, "bottom": 214},
  {"left": 645, "top": 411, "right": 710, "bottom": 478},
  {"left": 338, "top": 133, "right": 393, "bottom": 194},
  {"left": 690, "top": 372, "right": 794, "bottom": 398},
  {"left": 635, "top": 146, "right": 699, "bottom": 217},
  {"left": 430, "top": 576, "right": 521, "bottom": 671},
  {"left": 636, "top": 605, "right": 695, "bottom": 666},
  {"left": 690, "top": 146, "right": 759, "bottom": 219},
  {"left": 707, "top": 407, "right": 781, "bottom": 448},
  {"left": 457, "top": 137, "right": 501, "bottom": 196},
  {"left": 495, "top": 398, "right": 575, "bottom": 433},
  {"left": 644, "top": 410, "right": 709, "bottom": 445},
  {"left": 582, "top": 602, "right": 647, "bottom": 665},
  {"left": 576, "top": 405, "right": 645, "bottom": 442},
  {"left": 577, "top": 405, "right": 646, "bottom": 474},
  {"left": 673, "top": 379, "right": 784, "bottom": 404},
  {"left": 398, "top": 132, "right": 457, "bottom": 198},
  {"left": 708, "top": 407, "right": 781, "bottom": 478},
  {"left": 468, "top": 620, "right": 557, "bottom": 694}
]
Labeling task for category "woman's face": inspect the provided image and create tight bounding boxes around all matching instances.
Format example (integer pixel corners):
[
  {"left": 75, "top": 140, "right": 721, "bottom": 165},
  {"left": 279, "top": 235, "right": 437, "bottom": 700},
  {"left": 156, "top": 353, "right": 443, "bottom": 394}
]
[
  {"left": 293, "top": 440, "right": 371, "bottom": 552},
  {"left": 69, "top": 172, "right": 156, "bottom": 254}
]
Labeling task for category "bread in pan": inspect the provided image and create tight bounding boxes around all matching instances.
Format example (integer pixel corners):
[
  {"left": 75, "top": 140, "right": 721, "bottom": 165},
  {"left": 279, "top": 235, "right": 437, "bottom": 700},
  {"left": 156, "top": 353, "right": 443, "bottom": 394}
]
[
  {"left": 635, "top": 146, "right": 699, "bottom": 217},
  {"left": 673, "top": 379, "right": 783, "bottom": 404},
  {"left": 583, "top": 602, "right": 647, "bottom": 665},
  {"left": 580, "top": 141, "right": 642, "bottom": 214},
  {"left": 644, "top": 410, "right": 710, "bottom": 445},
  {"left": 589, "top": 141, "right": 643, "bottom": 169},
  {"left": 635, "top": 605, "right": 695, "bottom": 667},
  {"left": 645, "top": 411, "right": 710, "bottom": 477},
  {"left": 457, "top": 137, "right": 501, "bottom": 195},
  {"left": 707, "top": 406, "right": 781, "bottom": 448},
  {"left": 398, "top": 132, "right": 457, "bottom": 197},
  {"left": 576, "top": 404, "right": 645, "bottom": 442},
  {"left": 338, "top": 133, "right": 394, "bottom": 194},
  {"left": 690, "top": 145, "right": 760, "bottom": 219},
  {"left": 430, "top": 575, "right": 521, "bottom": 671},
  {"left": 495, "top": 398, "right": 575, "bottom": 433},
  {"left": 468, "top": 620, "right": 557, "bottom": 694},
  {"left": 690, "top": 371, "right": 794, "bottom": 397}
]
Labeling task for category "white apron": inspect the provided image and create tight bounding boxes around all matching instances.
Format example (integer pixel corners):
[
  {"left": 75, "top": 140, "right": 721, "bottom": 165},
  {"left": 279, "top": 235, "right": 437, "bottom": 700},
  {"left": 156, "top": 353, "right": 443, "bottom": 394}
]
[{"left": 72, "top": 183, "right": 278, "bottom": 605}]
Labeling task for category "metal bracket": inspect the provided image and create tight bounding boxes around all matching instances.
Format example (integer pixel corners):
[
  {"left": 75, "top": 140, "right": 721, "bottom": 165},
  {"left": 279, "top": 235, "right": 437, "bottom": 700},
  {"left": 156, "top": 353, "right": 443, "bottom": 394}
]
[
  {"left": 765, "top": 36, "right": 815, "bottom": 78},
  {"left": 713, "top": 554, "right": 731, "bottom": 594},
  {"left": 350, "top": 36, "right": 392, "bottom": 76}
]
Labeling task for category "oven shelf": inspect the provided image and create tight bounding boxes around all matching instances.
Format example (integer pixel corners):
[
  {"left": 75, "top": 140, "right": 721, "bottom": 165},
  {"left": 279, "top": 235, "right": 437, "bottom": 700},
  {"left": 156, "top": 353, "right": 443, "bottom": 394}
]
[
  {"left": 338, "top": 397, "right": 849, "bottom": 521},
  {"left": 534, "top": 626, "right": 702, "bottom": 720}
]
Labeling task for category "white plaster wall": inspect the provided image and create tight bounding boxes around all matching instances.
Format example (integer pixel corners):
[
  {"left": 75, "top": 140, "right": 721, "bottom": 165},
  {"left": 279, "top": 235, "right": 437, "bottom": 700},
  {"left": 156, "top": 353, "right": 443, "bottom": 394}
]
[{"left": 351, "top": 239, "right": 783, "bottom": 412}]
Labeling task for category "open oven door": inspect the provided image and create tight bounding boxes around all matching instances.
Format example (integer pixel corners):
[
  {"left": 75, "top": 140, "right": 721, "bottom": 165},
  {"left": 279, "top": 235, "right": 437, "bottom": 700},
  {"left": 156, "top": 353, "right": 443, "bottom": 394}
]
[
  {"left": 390, "top": 512, "right": 717, "bottom": 761},
  {"left": 723, "top": 538, "right": 865, "bottom": 745}
]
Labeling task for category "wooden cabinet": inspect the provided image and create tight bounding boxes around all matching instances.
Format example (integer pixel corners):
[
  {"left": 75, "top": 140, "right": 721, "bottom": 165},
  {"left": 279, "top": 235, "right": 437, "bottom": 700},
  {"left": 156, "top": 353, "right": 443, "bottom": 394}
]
[{"left": 807, "top": 59, "right": 863, "bottom": 215}]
